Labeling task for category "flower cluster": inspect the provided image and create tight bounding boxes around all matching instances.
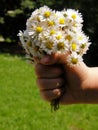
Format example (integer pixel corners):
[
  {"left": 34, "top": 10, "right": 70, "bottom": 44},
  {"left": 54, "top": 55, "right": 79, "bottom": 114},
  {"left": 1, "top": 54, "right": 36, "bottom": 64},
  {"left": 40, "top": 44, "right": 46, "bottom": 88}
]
[{"left": 18, "top": 6, "right": 91, "bottom": 66}]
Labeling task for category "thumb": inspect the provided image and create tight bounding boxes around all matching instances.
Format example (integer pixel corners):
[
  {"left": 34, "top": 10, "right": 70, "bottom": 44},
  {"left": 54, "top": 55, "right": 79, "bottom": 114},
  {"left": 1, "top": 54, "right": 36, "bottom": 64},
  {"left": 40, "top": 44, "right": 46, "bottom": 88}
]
[{"left": 40, "top": 53, "right": 68, "bottom": 65}]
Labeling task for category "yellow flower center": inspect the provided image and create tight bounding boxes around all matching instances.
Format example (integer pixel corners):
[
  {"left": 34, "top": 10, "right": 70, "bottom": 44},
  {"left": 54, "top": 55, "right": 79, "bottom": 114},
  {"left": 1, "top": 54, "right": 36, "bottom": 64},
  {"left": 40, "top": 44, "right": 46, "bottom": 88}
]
[
  {"left": 57, "top": 42, "right": 65, "bottom": 50},
  {"left": 63, "top": 13, "right": 67, "bottom": 17},
  {"left": 71, "top": 43, "right": 77, "bottom": 51},
  {"left": 59, "top": 18, "right": 65, "bottom": 24},
  {"left": 48, "top": 21, "right": 55, "bottom": 26},
  {"left": 44, "top": 11, "right": 51, "bottom": 18},
  {"left": 73, "top": 23, "right": 77, "bottom": 27},
  {"left": 65, "top": 35, "right": 72, "bottom": 41},
  {"left": 50, "top": 30, "right": 56, "bottom": 35},
  {"left": 34, "top": 46, "right": 39, "bottom": 51},
  {"left": 78, "top": 36, "right": 83, "bottom": 41},
  {"left": 56, "top": 35, "right": 62, "bottom": 40},
  {"left": 36, "top": 26, "right": 43, "bottom": 33},
  {"left": 37, "top": 16, "right": 40, "bottom": 22},
  {"left": 71, "top": 58, "right": 78, "bottom": 64},
  {"left": 31, "top": 25, "right": 34, "bottom": 29},
  {"left": 71, "top": 14, "right": 77, "bottom": 19},
  {"left": 46, "top": 42, "right": 53, "bottom": 49},
  {"left": 81, "top": 43, "right": 86, "bottom": 49},
  {"left": 26, "top": 41, "right": 32, "bottom": 47}
]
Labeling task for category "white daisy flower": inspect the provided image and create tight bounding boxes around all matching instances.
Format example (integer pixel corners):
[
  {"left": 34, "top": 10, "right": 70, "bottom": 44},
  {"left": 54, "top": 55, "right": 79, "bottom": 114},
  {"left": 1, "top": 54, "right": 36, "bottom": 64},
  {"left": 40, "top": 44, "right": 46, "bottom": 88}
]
[
  {"left": 37, "top": 6, "right": 53, "bottom": 21},
  {"left": 56, "top": 39, "right": 69, "bottom": 53},
  {"left": 67, "top": 52, "right": 83, "bottom": 66},
  {"left": 66, "top": 9, "right": 83, "bottom": 24},
  {"left": 18, "top": 31, "right": 31, "bottom": 54},
  {"left": 18, "top": 6, "right": 91, "bottom": 66},
  {"left": 70, "top": 41, "right": 80, "bottom": 53},
  {"left": 55, "top": 11, "right": 66, "bottom": 27},
  {"left": 55, "top": 31, "right": 63, "bottom": 41},
  {"left": 75, "top": 31, "right": 91, "bottom": 55},
  {"left": 46, "top": 14, "right": 57, "bottom": 27},
  {"left": 40, "top": 38, "right": 56, "bottom": 55}
]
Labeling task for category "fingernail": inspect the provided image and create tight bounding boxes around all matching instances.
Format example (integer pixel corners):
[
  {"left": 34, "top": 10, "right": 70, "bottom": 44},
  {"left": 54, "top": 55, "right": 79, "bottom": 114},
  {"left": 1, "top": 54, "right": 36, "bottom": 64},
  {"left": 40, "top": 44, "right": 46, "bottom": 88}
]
[{"left": 53, "top": 89, "right": 61, "bottom": 96}]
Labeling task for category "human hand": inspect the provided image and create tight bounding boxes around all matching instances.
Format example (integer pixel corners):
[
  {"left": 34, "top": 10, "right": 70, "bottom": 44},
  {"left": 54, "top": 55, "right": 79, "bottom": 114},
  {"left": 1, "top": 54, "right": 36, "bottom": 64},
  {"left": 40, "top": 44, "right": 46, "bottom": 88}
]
[{"left": 35, "top": 53, "right": 90, "bottom": 105}]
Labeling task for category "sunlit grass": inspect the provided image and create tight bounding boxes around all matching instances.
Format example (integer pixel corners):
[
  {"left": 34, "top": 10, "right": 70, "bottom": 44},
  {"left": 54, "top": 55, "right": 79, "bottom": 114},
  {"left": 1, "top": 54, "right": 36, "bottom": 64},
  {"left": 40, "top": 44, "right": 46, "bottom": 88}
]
[{"left": 0, "top": 53, "right": 98, "bottom": 130}]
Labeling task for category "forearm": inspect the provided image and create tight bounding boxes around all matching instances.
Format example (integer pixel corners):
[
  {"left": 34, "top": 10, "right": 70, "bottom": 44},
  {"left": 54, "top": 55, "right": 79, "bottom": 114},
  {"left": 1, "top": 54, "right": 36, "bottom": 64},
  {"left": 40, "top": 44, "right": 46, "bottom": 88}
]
[
  {"left": 83, "top": 67, "right": 98, "bottom": 103},
  {"left": 88, "top": 67, "right": 98, "bottom": 89}
]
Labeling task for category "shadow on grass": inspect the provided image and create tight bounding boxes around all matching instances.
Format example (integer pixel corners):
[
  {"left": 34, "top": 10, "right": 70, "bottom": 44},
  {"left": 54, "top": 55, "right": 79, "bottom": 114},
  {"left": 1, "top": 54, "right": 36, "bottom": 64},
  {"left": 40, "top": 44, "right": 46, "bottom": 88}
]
[
  {"left": 0, "top": 41, "right": 25, "bottom": 56},
  {"left": 0, "top": 41, "right": 27, "bottom": 63}
]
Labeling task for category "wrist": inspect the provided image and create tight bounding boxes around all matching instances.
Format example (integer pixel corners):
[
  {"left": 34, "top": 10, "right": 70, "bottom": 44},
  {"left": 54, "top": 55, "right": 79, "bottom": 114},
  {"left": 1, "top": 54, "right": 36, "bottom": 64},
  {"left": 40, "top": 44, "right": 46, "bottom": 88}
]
[{"left": 81, "top": 67, "right": 98, "bottom": 103}]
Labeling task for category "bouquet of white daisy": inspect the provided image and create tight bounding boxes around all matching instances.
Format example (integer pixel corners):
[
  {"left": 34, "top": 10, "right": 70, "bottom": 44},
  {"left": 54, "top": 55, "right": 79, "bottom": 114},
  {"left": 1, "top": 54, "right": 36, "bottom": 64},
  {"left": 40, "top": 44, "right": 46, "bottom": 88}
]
[
  {"left": 18, "top": 5, "right": 91, "bottom": 66},
  {"left": 18, "top": 6, "right": 91, "bottom": 110}
]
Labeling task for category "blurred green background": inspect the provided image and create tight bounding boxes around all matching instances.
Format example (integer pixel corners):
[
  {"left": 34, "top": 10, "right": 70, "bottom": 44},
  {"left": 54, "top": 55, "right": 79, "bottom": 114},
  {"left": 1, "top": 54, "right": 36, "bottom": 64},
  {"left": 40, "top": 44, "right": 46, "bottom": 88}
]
[{"left": 0, "top": 1, "right": 98, "bottom": 130}]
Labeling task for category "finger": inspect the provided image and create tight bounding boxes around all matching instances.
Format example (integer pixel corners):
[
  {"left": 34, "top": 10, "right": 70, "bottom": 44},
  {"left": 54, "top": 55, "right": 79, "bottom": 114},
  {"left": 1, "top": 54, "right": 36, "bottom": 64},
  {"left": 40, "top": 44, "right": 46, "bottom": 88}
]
[
  {"left": 37, "top": 78, "right": 64, "bottom": 90},
  {"left": 40, "top": 88, "right": 62, "bottom": 102},
  {"left": 35, "top": 63, "right": 63, "bottom": 78},
  {"left": 39, "top": 53, "right": 69, "bottom": 65},
  {"left": 40, "top": 54, "right": 57, "bottom": 65}
]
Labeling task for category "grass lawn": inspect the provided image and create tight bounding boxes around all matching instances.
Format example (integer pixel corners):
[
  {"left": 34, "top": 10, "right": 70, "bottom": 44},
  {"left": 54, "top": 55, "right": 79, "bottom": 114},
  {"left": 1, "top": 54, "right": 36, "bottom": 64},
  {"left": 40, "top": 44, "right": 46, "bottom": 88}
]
[{"left": 0, "top": 53, "right": 98, "bottom": 130}]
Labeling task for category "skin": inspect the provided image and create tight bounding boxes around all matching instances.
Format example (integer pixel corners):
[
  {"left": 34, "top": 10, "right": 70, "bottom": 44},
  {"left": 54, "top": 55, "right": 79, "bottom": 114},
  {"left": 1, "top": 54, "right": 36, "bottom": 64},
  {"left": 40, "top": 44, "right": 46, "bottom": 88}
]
[{"left": 35, "top": 53, "right": 98, "bottom": 105}]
